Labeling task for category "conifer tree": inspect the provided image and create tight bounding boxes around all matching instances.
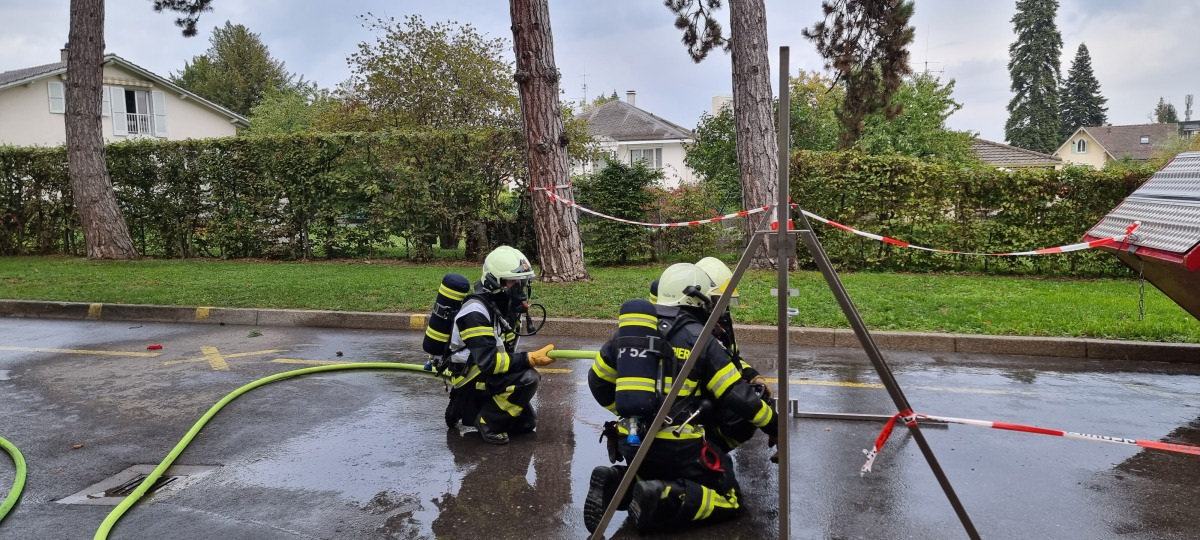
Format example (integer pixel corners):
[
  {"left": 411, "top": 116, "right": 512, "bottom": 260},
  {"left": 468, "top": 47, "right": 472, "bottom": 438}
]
[
  {"left": 1005, "top": 0, "right": 1062, "bottom": 153},
  {"left": 1059, "top": 43, "right": 1107, "bottom": 139},
  {"left": 1154, "top": 97, "right": 1180, "bottom": 123}
]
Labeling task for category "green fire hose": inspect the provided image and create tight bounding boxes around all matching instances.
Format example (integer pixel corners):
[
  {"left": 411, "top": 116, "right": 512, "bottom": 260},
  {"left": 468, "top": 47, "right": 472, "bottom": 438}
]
[
  {"left": 1, "top": 435, "right": 26, "bottom": 524},
  {"left": 94, "top": 349, "right": 598, "bottom": 539}
]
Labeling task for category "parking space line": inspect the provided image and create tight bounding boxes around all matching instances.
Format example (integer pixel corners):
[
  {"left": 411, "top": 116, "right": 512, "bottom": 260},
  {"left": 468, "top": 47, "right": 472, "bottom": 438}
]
[
  {"left": 163, "top": 348, "right": 285, "bottom": 370},
  {"left": 0, "top": 345, "right": 161, "bottom": 357}
]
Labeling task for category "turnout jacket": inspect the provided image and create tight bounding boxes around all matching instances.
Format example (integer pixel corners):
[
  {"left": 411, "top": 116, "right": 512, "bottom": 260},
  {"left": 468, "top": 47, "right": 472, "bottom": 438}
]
[
  {"left": 449, "top": 295, "right": 532, "bottom": 389},
  {"left": 588, "top": 307, "right": 777, "bottom": 438}
]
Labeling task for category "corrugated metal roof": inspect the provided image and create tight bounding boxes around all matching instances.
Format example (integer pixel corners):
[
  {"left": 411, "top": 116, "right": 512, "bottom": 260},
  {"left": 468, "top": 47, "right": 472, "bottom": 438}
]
[
  {"left": 572, "top": 100, "right": 694, "bottom": 142},
  {"left": 971, "top": 138, "right": 1061, "bottom": 167},
  {"left": 1088, "top": 151, "right": 1200, "bottom": 254}
]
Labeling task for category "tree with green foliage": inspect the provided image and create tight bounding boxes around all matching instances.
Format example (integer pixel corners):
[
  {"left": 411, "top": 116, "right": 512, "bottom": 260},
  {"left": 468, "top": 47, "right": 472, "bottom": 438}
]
[
  {"left": 172, "top": 21, "right": 298, "bottom": 117},
  {"left": 803, "top": 0, "right": 915, "bottom": 149},
  {"left": 575, "top": 159, "right": 660, "bottom": 265},
  {"left": 1154, "top": 97, "right": 1179, "bottom": 123},
  {"left": 687, "top": 69, "right": 973, "bottom": 208},
  {"left": 686, "top": 69, "right": 842, "bottom": 211},
  {"left": 588, "top": 90, "right": 619, "bottom": 109},
  {"left": 666, "top": 0, "right": 780, "bottom": 267},
  {"left": 1005, "top": 0, "right": 1063, "bottom": 153},
  {"left": 243, "top": 83, "right": 339, "bottom": 136},
  {"left": 685, "top": 107, "right": 739, "bottom": 211},
  {"left": 1059, "top": 43, "right": 1107, "bottom": 139},
  {"left": 339, "top": 14, "right": 519, "bottom": 131},
  {"left": 789, "top": 69, "right": 843, "bottom": 152},
  {"left": 860, "top": 73, "right": 976, "bottom": 162}
]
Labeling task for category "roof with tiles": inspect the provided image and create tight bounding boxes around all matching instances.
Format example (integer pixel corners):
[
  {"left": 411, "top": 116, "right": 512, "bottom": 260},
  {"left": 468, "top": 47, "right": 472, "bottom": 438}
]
[
  {"left": 573, "top": 99, "right": 694, "bottom": 142},
  {"left": 971, "top": 138, "right": 1061, "bottom": 167},
  {"left": 1079, "top": 123, "right": 1179, "bottom": 161}
]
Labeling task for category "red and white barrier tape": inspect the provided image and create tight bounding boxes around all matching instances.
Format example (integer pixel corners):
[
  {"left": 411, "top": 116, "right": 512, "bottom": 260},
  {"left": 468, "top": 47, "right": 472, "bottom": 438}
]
[
  {"left": 543, "top": 192, "right": 771, "bottom": 228},
  {"left": 537, "top": 192, "right": 1140, "bottom": 256},
  {"left": 861, "top": 410, "right": 1200, "bottom": 476},
  {"left": 799, "top": 209, "right": 1141, "bottom": 257}
]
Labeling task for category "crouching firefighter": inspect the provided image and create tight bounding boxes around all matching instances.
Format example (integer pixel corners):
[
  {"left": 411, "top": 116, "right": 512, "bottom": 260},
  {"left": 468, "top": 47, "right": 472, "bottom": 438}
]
[
  {"left": 442, "top": 245, "right": 556, "bottom": 445},
  {"left": 584, "top": 263, "right": 778, "bottom": 534},
  {"left": 694, "top": 256, "right": 777, "bottom": 455}
]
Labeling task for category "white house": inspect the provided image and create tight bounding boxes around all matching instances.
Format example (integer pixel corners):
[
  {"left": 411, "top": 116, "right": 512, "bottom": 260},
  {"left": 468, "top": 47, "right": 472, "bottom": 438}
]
[
  {"left": 571, "top": 91, "right": 697, "bottom": 189},
  {"left": 0, "top": 49, "right": 247, "bottom": 147}
]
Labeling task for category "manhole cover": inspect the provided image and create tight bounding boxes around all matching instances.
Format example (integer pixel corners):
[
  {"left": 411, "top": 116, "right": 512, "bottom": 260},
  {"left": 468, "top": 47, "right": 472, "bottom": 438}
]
[{"left": 57, "top": 464, "right": 219, "bottom": 506}]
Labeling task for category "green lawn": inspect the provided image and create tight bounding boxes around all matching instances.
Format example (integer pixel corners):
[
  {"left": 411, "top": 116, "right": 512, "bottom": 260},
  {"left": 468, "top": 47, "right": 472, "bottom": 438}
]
[{"left": 1, "top": 256, "right": 1197, "bottom": 343}]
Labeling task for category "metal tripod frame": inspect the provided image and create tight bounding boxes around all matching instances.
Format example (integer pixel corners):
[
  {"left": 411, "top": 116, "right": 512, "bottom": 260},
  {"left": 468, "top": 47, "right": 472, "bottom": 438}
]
[{"left": 586, "top": 46, "right": 979, "bottom": 540}]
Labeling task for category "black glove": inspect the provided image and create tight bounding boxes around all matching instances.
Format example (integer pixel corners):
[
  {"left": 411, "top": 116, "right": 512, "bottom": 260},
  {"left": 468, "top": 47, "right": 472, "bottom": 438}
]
[{"left": 601, "top": 421, "right": 624, "bottom": 463}]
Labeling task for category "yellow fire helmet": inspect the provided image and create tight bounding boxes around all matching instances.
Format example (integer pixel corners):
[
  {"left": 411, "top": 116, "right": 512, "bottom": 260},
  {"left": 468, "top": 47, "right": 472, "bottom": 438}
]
[
  {"left": 481, "top": 245, "right": 535, "bottom": 293},
  {"left": 695, "top": 256, "right": 740, "bottom": 306},
  {"left": 655, "top": 262, "right": 716, "bottom": 309}
]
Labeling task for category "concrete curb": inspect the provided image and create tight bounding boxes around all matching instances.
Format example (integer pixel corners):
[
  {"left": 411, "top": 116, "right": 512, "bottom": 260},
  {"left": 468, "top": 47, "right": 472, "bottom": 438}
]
[{"left": 1, "top": 299, "right": 1197, "bottom": 362}]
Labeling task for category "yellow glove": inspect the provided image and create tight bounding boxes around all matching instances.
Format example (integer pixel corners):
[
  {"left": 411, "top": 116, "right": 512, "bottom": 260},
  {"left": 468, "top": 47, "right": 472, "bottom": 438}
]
[
  {"left": 528, "top": 344, "right": 556, "bottom": 367},
  {"left": 750, "top": 374, "right": 775, "bottom": 402}
]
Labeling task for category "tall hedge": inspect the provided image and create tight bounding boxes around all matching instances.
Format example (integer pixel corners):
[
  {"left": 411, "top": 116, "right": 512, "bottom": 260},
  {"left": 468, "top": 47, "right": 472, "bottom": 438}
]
[
  {"left": 0, "top": 130, "right": 523, "bottom": 260},
  {"left": 0, "top": 139, "right": 1154, "bottom": 277},
  {"left": 789, "top": 151, "right": 1152, "bottom": 276}
]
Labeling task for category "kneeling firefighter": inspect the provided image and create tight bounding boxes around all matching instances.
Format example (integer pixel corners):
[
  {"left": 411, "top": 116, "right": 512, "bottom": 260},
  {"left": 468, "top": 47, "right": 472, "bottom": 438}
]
[
  {"left": 584, "top": 263, "right": 778, "bottom": 534},
  {"left": 444, "top": 246, "right": 556, "bottom": 445},
  {"left": 694, "top": 256, "right": 776, "bottom": 454}
]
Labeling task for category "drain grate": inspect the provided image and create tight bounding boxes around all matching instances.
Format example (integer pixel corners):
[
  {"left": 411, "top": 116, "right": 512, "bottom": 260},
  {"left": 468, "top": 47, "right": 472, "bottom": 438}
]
[
  {"left": 58, "top": 464, "right": 219, "bottom": 506},
  {"left": 104, "top": 474, "right": 180, "bottom": 497}
]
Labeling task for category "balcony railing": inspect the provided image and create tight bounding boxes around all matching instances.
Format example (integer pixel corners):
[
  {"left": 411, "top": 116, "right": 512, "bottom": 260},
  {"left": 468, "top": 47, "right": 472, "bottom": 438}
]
[{"left": 125, "top": 113, "right": 152, "bottom": 135}]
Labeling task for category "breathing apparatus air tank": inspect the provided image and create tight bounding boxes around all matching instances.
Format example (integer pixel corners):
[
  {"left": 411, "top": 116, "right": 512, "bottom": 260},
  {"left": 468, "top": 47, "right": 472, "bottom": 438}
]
[
  {"left": 614, "top": 299, "right": 665, "bottom": 446},
  {"left": 422, "top": 273, "right": 471, "bottom": 357}
]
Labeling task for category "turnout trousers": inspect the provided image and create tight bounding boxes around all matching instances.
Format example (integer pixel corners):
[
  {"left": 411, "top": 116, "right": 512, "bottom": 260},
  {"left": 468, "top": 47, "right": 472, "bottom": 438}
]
[
  {"left": 616, "top": 432, "right": 742, "bottom": 529},
  {"left": 446, "top": 366, "right": 540, "bottom": 436}
]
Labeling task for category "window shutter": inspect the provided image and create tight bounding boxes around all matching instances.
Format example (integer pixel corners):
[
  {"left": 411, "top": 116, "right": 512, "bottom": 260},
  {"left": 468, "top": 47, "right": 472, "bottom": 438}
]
[
  {"left": 110, "top": 87, "right": 127, "bottom": 135},
  {"left": 101, "top": 85, "right": 111, "bottom": 117},
  {"left": 47, "top": 81, "right": 65, "bottom": 114},
  {"left": 151, "top": 90, "right": 167, "bottom": 137}
]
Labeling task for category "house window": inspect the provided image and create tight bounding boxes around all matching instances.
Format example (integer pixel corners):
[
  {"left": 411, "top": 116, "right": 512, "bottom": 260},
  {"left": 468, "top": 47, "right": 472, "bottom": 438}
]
[
  {"left": 110, "top": 87, "right": 167, "bottom": 137},
  {"left": 630, "top": 147, "right": 662, "bottom": 169},
  {"left": 123, "top": 89, "right": 153, "bottom": 135},
  {"left": 1073, "top": 139, "right": 1087, "bottom": 153}
]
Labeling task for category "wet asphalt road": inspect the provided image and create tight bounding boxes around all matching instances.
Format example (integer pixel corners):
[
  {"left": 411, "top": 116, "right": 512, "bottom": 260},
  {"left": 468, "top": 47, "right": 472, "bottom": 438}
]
[{"left": 1, "top": 317, "right": 1199, "bottom": 540}]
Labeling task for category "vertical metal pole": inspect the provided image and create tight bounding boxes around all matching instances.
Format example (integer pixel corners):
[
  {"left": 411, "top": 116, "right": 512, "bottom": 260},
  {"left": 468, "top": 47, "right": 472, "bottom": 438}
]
[{"left": 775, "top": 45, "right": 792, "bottom": 540}]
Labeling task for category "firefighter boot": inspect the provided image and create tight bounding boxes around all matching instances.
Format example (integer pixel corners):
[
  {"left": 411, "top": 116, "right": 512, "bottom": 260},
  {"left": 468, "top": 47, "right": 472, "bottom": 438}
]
[
  {"left": 627, "top": 480, "right": 683, "bottom": 535},
  {"left": 474, "top": 415, "right": 509, "bottom": 445},
  {"left": 584, "top": 465, "right": 631, "bottom": 533}
]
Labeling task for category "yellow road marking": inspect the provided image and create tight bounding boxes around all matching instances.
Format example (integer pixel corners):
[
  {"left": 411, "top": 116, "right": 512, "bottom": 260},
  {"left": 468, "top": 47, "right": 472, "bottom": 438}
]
[
  {"left": 271, "top": 358, "right": 342, "bottom": 365},
  {"left": 195, "top": 307, "right": 211, "bottom": 319},
  {"left": 0, "top": 345, "right": 160, "bottom": 357},
  {"left": 763, "top": 377, "right": 883, "bottom": 389},
  {"left": 163, "top": 348, "right": 285, "bottom": 370},
  {"left": 408, "top": 315, "right": 425, "bottom": 330},
  {"left": 87, "top": 303, "right": 103, "bottom": 319},
  {"left": 537, "top": 367, "right": 573, "bottom": 374}
]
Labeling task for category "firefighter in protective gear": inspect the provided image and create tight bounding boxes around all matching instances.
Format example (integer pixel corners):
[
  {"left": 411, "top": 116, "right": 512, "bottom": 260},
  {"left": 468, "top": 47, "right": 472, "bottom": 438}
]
[
  {"left": 584, "top": 263, "right": 778, "bottom": 534},
  {"left": 445, "top": 246, "right": 556, "bottom": 445},
  {"left": 694, "top": 256, "right": 777, "bottom": 453}
]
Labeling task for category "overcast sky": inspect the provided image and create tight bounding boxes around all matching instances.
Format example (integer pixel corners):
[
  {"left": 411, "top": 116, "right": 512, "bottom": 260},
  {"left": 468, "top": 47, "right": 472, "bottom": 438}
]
[{"left": 3, "top": 0, "right": 1197, "bottom": 143}]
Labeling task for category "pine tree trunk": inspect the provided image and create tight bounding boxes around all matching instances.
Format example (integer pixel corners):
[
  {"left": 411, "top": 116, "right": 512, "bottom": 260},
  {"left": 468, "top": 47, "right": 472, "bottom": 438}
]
[
  {"left": 66, "top": 0, "right": 138, "bottom": 260},
  {"left": 509, "top": 0, "right": 589, "bottom": 282},
  {"left": 729, "top": 0, "right": 780, "bottom": 268}
]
